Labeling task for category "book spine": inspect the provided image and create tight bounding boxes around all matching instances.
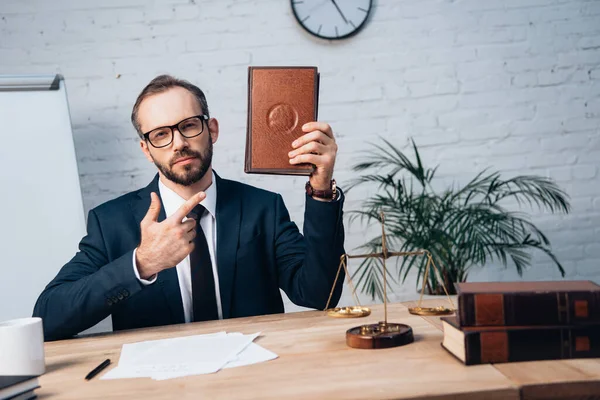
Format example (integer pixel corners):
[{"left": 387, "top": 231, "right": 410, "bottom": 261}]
[
  {"left": 464, "top": 325, "right": 600, "bottom": 365},
  {"left": 458, "top": 291, "right": 600, "bottom": 327}
]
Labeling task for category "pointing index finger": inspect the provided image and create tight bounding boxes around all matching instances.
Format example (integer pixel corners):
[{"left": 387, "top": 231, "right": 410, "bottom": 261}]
[{"left": 169, "top": 191, "right": 206, "bottom": 223}]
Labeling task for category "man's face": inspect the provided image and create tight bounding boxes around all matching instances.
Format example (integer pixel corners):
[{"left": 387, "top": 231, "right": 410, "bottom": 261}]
[{"left": 138, "top": 87, "right": 219, "bottom": 186}]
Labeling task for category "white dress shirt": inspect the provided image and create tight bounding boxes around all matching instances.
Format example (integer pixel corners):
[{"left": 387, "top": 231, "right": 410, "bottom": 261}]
[{"left": 132, "top": 171, "right": 223, "bottom": 322}]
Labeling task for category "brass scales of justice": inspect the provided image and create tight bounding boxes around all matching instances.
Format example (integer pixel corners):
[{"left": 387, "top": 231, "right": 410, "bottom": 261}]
[{"left": 324, "top": 211, "right": 455, "bottom": 349}]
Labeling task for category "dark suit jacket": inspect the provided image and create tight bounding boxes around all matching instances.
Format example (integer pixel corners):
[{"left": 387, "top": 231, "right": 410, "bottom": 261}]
[{"left": 33, "top": 172, "right": 345, "bottom": 341}]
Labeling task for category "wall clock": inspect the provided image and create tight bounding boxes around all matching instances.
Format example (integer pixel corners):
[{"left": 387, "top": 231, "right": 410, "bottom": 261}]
[{"left": 291, "top": 0, "right": 373, "bottom": 40}]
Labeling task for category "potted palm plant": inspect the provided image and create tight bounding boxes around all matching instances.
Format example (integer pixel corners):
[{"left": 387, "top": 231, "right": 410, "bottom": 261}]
[{"left": 346, "top": 138, "right": 571, "bottom": 300}]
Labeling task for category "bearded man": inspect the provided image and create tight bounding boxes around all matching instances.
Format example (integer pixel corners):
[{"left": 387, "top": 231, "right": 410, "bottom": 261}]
[{"left": 33, "top": 74, "right": 345, "bottom": 341}]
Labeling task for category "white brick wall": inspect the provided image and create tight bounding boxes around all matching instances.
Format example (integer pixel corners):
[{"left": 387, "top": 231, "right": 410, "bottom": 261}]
[{"left": 1, "top": 0, "right": 599, "bottom": 313}]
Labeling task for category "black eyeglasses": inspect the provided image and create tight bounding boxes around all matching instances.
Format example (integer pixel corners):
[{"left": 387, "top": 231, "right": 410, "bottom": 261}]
[{"left": 143, "top": 115, "right": 209, "bottom": 148}]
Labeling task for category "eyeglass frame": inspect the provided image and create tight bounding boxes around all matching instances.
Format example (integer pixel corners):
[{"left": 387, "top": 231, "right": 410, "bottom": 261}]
[{"left": 142, "top": 114, "right": 209, "bottom": 148}]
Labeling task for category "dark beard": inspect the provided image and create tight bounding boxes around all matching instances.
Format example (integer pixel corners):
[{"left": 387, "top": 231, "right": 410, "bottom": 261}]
[{"left": 153, "top": 136, "right": 213, "bottom": 186}]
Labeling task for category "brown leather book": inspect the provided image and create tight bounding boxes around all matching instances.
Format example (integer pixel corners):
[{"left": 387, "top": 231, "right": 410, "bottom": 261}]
[
  {"left": 441, "top": 315, "right": 600, "bottom": 365},
  {"left": 455, "top": 280, "right": 600, "bottom": 327},
  {"left": 244, "top": 66, "right": 319, "bottom": 175}
]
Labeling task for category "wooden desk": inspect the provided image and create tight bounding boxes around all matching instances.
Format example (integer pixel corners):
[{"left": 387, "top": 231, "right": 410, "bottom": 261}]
[{"left": 37, "top": 300, "right": 600, "bottom": 399}]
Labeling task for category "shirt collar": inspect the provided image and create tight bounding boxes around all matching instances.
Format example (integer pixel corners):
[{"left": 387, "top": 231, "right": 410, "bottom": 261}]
[{"left": 158, "top": 171, "right": 217, "bottom": 219}]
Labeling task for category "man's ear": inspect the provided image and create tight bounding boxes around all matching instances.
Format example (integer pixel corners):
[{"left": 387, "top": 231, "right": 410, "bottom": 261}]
[
  {"left": 208, "top": 118, "right": 219, "bottom": 144},
  {"left": 140, "top": 140, "right": 154, "bottom": 163}
]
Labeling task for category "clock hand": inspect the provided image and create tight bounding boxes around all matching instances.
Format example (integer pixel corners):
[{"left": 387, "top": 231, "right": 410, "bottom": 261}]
[{"left": 330, "top": 0, "right": 348, "bottom": 24}]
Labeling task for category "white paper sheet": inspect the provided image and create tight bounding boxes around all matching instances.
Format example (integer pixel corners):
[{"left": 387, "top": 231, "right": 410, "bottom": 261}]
[
  {"left": 100, "top": 331, "right": 277, "bottom": 381},
  {"left": 223, "top": 342, "right": 278, "bottom": 369}
]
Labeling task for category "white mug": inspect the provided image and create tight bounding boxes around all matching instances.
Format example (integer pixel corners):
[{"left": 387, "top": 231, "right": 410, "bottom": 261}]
[{"left": 0, "top": 317, "right": 45, "bottom": 375}]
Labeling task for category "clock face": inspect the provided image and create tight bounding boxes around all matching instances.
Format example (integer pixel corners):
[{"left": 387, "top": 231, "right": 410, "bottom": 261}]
[{"left": 291, "top": 0, "right": 373, "bottom": 40}]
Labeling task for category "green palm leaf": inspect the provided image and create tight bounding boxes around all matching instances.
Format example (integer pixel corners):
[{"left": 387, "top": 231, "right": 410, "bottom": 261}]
[{"left": 346, "top": 138, "right": 571, "bottom": 301}]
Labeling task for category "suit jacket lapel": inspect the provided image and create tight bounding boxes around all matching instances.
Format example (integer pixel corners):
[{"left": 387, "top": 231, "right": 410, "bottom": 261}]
[
  {"left": 130, "top": 174, "right": 185, "bottom": 324},
  {"left": 214, "top": 172, "right": 241, "bottom": 319}
]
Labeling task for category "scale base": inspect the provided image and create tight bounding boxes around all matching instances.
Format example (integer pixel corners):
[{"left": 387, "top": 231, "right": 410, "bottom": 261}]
[{"left": 346, "top": 322, "right": 414, "bottom": 349}]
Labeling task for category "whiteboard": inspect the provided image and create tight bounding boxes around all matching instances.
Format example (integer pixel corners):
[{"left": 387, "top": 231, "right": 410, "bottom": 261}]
[{"left": 0, "top": 75, "right": 87, "bottom": 323}]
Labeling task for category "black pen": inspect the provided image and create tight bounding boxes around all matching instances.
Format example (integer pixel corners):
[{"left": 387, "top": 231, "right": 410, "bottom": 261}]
[{"left": 85, "top": 358, "right": 111, "bottom": 380}]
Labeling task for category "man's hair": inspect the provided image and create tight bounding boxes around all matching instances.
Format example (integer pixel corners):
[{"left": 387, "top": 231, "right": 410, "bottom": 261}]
[{"left": 131, "top": 74, "right": 210, "bottom": 139}]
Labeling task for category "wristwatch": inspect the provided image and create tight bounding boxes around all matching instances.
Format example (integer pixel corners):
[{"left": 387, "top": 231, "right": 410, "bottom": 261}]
[{"left": 305, "top": 179, "right": 337, "bottom": 200}]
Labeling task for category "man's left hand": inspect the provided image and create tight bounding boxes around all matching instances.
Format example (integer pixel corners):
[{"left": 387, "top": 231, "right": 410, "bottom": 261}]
[{"left": 288, "top": 122, "right": 337, "bottom": 191}]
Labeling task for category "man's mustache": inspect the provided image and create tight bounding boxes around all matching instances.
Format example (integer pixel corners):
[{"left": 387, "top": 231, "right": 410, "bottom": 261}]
[{"left": 170, "top": 150, "right": 201, "bottom": 166}]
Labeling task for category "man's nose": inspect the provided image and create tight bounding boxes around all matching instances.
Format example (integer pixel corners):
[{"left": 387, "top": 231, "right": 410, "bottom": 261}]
[{"left": 171, "top": 128, "right": 189, "bottom": 150}]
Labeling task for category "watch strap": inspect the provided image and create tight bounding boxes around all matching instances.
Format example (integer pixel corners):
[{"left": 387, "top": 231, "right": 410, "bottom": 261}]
[{"left": 306, "top": 179, "right": 337, "bottom": 200}]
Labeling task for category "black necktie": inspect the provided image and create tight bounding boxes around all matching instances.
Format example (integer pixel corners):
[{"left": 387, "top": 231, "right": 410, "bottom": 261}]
[{"left": 187, "top": 204, "right": 219, "bottom": 322}]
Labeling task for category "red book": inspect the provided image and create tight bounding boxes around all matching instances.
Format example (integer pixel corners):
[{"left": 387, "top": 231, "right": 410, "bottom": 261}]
[
  {"left": 441, "top": 315, "right": 600, "bottom": 365},
  {"left": 244, "top": 66, "right": 319, "bottom": 176},
  {"left": 455, "top": 280, "right": 600, "bottom": 327}
]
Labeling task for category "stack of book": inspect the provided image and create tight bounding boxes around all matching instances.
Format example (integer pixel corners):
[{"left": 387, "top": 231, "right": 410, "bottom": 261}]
[
  {"left": 441, "top": 280, "right": 600, "bottom": 365},
  {"left": 0, "top": 375, "right": 40, "bottom": 400}
]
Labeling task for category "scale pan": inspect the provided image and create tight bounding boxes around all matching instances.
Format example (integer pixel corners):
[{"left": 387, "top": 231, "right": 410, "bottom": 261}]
[
  {"left": 408, "top": 306, "right": 455, "bottom": 316},
  {"left": 326, "top": 306, "right": 371, "bottom": 318}
]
